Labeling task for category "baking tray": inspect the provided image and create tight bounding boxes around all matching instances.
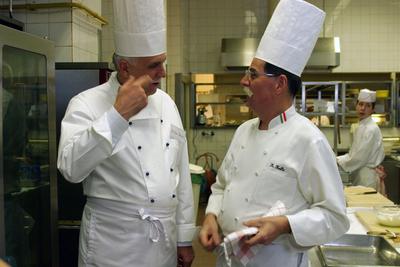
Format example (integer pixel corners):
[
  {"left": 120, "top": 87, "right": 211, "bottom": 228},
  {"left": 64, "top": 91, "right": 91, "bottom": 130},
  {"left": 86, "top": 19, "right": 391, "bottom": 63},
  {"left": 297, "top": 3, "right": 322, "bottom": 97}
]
[{"left": 317, "top": 234, "right": 400, "bottom": 266}]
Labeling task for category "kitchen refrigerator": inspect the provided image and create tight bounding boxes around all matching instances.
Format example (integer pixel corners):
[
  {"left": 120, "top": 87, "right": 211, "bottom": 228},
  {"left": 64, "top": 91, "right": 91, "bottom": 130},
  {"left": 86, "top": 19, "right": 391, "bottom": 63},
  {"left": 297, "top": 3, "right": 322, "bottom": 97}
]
[
  {"left": 0, "top": 24, "right": 58, "bottom": 266},
  {"left": 55, "top": 62, "right": 111, "bottom": 267}
]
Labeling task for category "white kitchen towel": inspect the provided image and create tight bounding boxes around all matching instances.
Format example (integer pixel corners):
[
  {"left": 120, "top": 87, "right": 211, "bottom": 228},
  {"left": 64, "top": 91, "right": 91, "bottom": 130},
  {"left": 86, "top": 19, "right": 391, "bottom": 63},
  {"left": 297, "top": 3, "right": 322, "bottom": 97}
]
[{"left": 221, "top": 201, "right": 286, "bottom": 266}]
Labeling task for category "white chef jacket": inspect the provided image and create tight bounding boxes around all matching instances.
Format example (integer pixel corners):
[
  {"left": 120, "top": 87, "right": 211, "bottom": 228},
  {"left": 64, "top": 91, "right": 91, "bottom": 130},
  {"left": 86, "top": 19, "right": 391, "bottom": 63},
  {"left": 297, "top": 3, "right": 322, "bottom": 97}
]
[
  {"left": 57, "top": 72, "right": 195, "bottom": 266},
  {"left": 206, "top": 106, "right": 349, "bottom": 267},
  {"left": 337, "top": 116, "right": 385, "bottom": 188}
]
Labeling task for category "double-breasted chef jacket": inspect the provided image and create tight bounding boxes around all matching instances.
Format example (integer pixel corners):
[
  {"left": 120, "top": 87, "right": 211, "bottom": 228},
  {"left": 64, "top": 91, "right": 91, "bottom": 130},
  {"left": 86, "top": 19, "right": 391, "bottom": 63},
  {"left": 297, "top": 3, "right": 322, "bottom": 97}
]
[
  {"left": 337, "top": 116, "right": 385, "bottom": 189},
  {"left": 58, "top": 72, "right": 196, "bottom": 266},
  {"left": 206, "top": 106, "right": 349, "bottom": 267}
]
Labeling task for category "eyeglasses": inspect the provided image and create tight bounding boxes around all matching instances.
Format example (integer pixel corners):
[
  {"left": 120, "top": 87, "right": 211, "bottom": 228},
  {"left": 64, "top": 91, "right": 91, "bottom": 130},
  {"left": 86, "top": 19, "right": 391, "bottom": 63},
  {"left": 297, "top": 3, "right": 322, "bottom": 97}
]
[{"left": 245, "top": 68, "right": 279, "bottom": 81}]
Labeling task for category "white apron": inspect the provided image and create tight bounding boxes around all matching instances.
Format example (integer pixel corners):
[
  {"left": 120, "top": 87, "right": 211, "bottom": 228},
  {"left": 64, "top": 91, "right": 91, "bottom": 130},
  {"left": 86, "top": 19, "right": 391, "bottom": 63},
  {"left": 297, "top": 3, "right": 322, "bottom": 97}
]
[
  {"left": 78, "top": 197, "right": 177, "bottom": 267},
  {"left": 352, "top": 166, "right": 378, "bottom": 189}
]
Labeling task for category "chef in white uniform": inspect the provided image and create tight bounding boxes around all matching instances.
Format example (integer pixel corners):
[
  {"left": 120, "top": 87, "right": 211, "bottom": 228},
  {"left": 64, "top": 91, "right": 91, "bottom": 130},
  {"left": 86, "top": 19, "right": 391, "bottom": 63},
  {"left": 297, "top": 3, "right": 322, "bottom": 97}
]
[
  {"left": 57, "top": 1, "right": 196, "bottom": 266},
  {"left": 199, "top": 0, "right": 349, "bottom": 266},
  {"left": 337, "top": 89, "right": 385, "bottom": 190}
]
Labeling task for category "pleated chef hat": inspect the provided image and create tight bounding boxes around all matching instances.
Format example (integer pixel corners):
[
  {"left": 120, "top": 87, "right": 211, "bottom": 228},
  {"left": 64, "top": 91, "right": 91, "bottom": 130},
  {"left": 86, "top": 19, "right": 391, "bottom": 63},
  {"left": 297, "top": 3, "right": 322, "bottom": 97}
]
[
  {"left": 358, "top": 89, "right": 376, "bottom": 103},
  {"left": 255, "top": 0, "right": 325, "bottom": 77},
  {"left": 113, "top": 0, "right": 166, "bottom": 57}
]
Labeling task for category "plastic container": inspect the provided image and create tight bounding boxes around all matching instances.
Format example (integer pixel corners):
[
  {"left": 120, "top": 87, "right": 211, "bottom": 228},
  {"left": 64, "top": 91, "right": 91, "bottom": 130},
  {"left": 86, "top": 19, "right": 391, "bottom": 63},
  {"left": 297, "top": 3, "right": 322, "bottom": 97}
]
[
  {"left": 189, "top": 163, "right": 205, "bottom": 224},
  {"left": 375, "top": 206, "right": 400, "bottom": 227}
]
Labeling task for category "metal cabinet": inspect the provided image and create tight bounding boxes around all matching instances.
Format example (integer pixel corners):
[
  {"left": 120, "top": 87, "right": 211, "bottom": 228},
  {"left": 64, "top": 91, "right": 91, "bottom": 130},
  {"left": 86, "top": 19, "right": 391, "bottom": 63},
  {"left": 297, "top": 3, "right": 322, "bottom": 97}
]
[
  {"left": 0, "top": 25, "right": 58, "bottom": 267},
  {"left": 176, "top": 73, "right": 252, "bottom": 129},
  {"left": 301, "top": 72, "right": 396, "bottom": 128},
  {"left": 176, "top": 72, "right": 397, "bottom": 132},
  {"left": 296, "top": 81, "right": 342, "bottom": 153}
]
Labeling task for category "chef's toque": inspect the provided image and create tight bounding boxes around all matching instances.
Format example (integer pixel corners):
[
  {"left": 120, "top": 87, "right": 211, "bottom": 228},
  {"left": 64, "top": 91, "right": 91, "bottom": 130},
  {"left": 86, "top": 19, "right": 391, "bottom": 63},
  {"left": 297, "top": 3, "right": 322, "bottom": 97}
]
[
  {"left": 255, "top": 0, "right": 325, "bottom": 77},
  {"left": 113, "top": 0, "right": 166, "bottom": 57},
  {"left": 358, "top": 89, "right": 376, "bottom": 103}
]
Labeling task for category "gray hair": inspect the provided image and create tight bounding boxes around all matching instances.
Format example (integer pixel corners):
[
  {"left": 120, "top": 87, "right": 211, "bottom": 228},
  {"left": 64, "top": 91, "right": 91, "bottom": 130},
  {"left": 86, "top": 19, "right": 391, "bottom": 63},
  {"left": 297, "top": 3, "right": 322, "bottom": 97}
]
[{"left": 112, "top": 53, "right": 138, "bottom": 71}]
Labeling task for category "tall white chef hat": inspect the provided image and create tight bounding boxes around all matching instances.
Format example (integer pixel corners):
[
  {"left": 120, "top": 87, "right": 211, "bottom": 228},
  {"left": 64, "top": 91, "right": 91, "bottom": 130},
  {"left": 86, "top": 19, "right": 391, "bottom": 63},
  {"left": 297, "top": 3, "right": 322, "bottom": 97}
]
[
  {"left": 113, "top": 0, "right": 166, "bottom": 57},
  {"left": 255, "top": 0, "right": 325, "bottom": 77},
  {"left": 358, "top": 89, "right": 376, "bottom": 103}
]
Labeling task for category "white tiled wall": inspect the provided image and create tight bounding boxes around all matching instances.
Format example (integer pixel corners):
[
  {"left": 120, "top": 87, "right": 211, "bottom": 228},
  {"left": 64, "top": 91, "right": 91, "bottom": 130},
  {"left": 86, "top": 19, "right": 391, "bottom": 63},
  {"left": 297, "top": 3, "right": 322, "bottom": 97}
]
[
  {"left": 187, "top": 0, "right": 268, "bottom": 73},
  {"left": 0, "top": 0, "right": 102, "bottom": 62},
  {"left": 100, "top": 0, "right": 113, "bottom": 64},
  {"left": 309, "top": 0, "right": 400, "bottom": 72}
]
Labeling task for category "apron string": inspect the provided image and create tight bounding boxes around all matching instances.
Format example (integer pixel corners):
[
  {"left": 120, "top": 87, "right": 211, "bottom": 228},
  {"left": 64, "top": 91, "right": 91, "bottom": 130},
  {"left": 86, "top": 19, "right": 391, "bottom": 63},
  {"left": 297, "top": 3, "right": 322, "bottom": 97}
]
[{"left": 139, "top": 208, "right": 170, "bottom": 246}]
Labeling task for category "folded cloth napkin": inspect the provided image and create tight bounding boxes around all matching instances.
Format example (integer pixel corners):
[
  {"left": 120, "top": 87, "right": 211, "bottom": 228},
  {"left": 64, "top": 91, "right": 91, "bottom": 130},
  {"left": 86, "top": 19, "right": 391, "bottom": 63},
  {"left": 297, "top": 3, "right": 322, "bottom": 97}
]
[{"left": 220, "top": 201, "right": 286, "bottom": 267}]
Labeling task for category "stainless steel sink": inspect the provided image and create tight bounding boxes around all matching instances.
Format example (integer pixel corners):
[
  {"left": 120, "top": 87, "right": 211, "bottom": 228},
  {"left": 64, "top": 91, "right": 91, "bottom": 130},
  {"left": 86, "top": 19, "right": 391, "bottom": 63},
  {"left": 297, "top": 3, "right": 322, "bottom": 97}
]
[{"left": 317, "top": 234, "right": 400, "bottom": 266}]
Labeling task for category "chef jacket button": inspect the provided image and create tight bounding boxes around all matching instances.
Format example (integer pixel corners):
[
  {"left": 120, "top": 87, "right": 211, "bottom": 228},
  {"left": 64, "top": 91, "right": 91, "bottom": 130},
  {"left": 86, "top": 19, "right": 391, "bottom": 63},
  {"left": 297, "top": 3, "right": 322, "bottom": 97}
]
[
  {"left": 255, "top": 172, "right": 259, "bottom": 176},
  {"left": 263, "top": 151, "right": 267, "bottom": 155},
  {"left": 128, "top": 121, "right": 133, "bottom": 126},
  {"left": 275, "top": 132, "right": 278, "bottom": 135},
  {"left": 234, "top": 217, "right": 239, "bottom": 222},
  {"left": 166, "top": 142, "right": 170, "bottom": 147},
  {"left": 150, "top": 199, "right": 155, "bottom": 203},
  {"left": 170, "top": 168, "right": 173, "bottom": 172},
  {"left": 172, "top": 194, "right": 176, "bottom": 198},
  {"left": 161, "top": 119, "right": 163, "bottom": 123},
  {"left": 245, "top": 197, "right": 249, "bottom": 202},
  {"left": 240, "top": 145, "right": 245, "bottom": 149},
  {"left": 145, "top": 172, "right": 150, "bottom": 176},
  {"left": 138, "top": 146, "right": 142, "bottom": 150}
]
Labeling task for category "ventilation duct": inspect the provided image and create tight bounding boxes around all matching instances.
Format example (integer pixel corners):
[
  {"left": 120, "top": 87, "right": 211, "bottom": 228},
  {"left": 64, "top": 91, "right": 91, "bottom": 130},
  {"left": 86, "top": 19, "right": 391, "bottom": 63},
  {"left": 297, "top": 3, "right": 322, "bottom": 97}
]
[{"left": 221, "top": 37, "right": 340, "bottom": 71}]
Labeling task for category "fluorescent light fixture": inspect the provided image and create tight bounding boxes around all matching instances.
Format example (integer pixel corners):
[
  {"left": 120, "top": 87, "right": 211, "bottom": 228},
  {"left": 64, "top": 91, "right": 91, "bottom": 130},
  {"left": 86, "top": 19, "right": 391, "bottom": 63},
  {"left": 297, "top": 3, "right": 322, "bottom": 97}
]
[{"left": 334, "top": 37, "right": 341, "bottom": 53}]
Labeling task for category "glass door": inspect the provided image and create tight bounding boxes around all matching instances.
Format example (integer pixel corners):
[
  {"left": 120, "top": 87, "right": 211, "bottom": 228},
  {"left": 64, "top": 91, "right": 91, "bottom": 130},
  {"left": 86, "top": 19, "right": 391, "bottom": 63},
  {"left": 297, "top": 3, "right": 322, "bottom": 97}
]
[{"left": 2, "top": 45, "right": 52, "bottom": 267}]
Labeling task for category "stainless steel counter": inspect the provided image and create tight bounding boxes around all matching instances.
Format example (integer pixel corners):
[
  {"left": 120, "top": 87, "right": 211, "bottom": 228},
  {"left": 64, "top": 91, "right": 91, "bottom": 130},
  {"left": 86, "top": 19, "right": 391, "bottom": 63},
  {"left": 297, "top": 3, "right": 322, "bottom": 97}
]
[{"left": 308, "top": 207, "right": 400, "bottom": 267}]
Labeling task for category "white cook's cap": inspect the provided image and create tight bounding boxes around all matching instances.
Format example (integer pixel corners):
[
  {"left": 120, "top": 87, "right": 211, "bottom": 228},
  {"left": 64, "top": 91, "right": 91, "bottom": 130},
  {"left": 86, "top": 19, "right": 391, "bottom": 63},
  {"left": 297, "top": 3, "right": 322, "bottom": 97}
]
[
  {"left": 113, "top": 0, "right": 166, "bottom": 57},
  {"left": 358, "top": 89, "right": 376, "bottom": 103},
  {"left": 255, "top": 0, "right": 325, "bottom": 77}
]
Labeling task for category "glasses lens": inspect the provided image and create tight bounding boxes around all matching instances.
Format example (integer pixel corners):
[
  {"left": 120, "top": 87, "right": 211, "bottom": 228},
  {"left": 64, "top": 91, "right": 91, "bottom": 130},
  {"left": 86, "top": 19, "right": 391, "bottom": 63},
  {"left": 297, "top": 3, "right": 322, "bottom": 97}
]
[{"left": 246, "top": 69, "right": 258, "bottom": 80}]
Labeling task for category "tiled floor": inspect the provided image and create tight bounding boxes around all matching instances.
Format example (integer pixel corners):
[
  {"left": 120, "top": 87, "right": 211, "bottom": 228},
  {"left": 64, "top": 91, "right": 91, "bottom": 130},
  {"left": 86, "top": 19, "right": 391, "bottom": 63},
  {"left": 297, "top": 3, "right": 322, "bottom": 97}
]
[
  {"left": 192, "top": 202, "right": 217, "bottom": 267},
  {"left": 192, "top": 237, "right": 217, "bottom": 267}
]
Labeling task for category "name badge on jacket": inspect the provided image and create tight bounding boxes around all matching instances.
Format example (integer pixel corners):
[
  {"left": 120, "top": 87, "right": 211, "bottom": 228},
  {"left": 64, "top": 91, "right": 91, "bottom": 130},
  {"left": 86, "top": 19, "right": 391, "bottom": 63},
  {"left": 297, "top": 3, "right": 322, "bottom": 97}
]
[{"left": 269, "top": 162, "right": 286, "bottom": 172}]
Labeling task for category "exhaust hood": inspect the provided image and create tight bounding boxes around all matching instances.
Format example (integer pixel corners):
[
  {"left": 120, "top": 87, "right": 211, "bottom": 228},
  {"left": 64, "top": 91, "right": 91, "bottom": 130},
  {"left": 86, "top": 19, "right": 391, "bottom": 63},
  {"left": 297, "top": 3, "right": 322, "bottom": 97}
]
[
  {"left": 221, "top": 37, "right": 340, "bottom": 71},
  {"left": 220, "top": 38, "right": 259, "bottom": 71},
  {"left": 306, "top": 37, "right": 340, "bottom": 70}
]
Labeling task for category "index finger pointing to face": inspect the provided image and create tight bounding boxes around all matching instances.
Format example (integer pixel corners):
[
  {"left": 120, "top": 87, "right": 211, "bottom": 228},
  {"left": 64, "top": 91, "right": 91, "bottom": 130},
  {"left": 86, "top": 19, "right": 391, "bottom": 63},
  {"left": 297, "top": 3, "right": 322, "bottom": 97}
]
[{"left": 134, "top": 74, "right": 152, "bottom": 91}]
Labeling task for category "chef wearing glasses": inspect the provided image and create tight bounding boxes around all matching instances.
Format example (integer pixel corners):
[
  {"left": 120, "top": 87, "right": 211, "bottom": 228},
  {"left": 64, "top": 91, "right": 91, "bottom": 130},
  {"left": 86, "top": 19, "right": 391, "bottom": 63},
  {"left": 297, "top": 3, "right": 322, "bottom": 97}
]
[{"left": 199, "top": 0, "right": 349, "bottom": 266}]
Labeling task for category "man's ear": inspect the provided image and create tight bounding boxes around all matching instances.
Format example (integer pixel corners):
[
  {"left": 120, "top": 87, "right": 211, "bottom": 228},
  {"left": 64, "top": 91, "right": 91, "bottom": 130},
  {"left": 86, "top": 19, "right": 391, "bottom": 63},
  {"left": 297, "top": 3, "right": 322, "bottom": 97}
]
[
  {"left": 275, "top": 74, "right": 289, "bottom": 96},
  {"left": 118, "top": 60, "right": 130, "bottom": 80}
]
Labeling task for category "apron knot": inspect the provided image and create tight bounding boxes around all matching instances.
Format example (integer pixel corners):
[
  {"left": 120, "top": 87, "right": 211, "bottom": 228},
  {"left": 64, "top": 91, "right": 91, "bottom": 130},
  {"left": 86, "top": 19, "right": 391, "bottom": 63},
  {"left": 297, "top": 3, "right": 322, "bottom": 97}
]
[{"left": 138, "top": 208, "right": 169, "bottom": 245}]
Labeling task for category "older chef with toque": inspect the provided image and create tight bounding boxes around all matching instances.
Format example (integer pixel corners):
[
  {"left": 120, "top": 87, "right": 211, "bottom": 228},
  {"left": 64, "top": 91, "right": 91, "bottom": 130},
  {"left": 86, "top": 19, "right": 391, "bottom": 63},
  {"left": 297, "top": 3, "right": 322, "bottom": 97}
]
[
  {"left": 199, "top": 0, "right": 349, "bottom": 266},
  {"left": 57, "top": 0, "right": 196, "bottom": 266},
  {"left": 337, "top": 89, "right": 386, "bottom": 191}
]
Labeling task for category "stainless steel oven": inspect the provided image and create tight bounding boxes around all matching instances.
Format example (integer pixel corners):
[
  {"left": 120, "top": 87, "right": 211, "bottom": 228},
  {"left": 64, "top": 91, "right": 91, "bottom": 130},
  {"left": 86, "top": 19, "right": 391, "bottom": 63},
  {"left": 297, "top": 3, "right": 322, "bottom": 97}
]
[{"left": 0, "top": 24, "right": 58, "bottom": 267}]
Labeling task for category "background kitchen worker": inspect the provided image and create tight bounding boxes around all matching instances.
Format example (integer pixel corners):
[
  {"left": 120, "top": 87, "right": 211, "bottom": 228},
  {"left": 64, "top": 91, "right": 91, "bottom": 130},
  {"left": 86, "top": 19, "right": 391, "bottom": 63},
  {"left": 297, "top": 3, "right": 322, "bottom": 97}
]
[
  {"left": 57, "top": 0, "right": 196, "bottom": 266},
  {"left": 199, "top": 0, "right": 349, "bottom": 266},
  {"left": 337, "top": 89, "right": 385, "bottom": 191}
]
